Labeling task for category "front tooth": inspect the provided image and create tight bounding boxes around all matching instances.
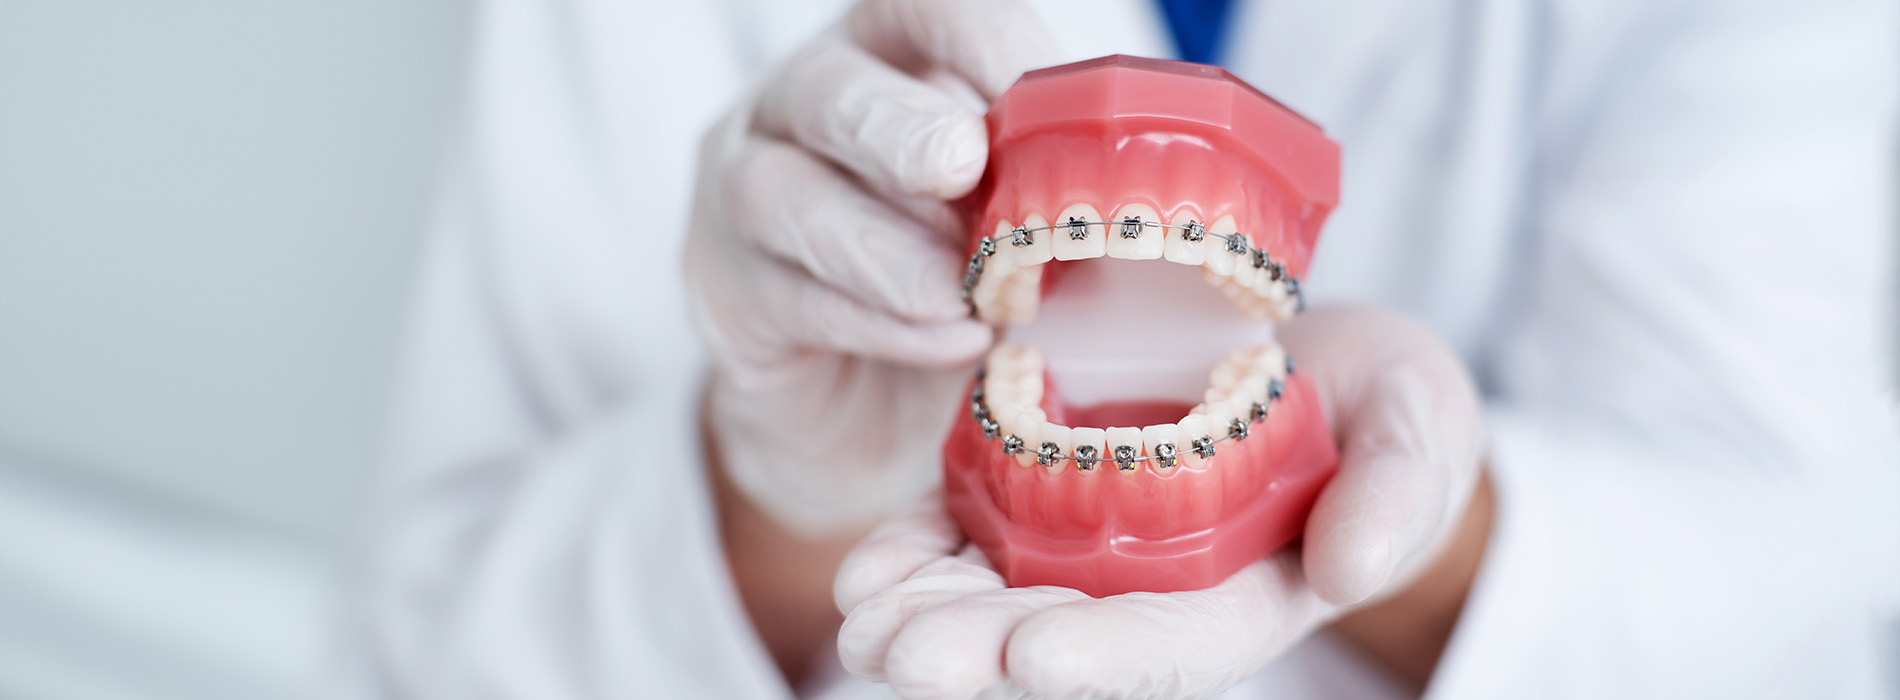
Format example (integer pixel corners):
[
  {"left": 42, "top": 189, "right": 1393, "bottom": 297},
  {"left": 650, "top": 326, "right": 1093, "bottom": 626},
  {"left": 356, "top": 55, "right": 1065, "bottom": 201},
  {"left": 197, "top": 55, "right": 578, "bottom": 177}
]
[
  {"left": 1105, "top": 426, "right": 1142, "bottom": 473},
  {"left": 1015, "top": 213, "right": 1055, "bottom": 267},
  {"left": 1038, "top": 422, "right": 1073, "bottom": 475},
  {"left": 1141, "top": 423, "right": 1182, "bottom": 474},
  {"left": 1053, "top": 204, "right": 1105, "bottom": 261},
  {"left": 1106, "top": 203, "right": 1163, "bottom": 260},
  {"left": 1163, "top": 209, "right": 1208, "bottom": 265},
  {"left": 1202, "top": 215, "right": 1241, "bottom": 276},
  {"left": 1008, "top": 412, "right": 1041, "bottom": 467},
  {"left": 1070, "top": 427, "right": 1107, "bottom": 473},
  {"left": 1177, "top": 414, "right": 1212, "bottom": 468},
  {"left": 1233, "top": 236, "right": 1261, "bottom": 288}
]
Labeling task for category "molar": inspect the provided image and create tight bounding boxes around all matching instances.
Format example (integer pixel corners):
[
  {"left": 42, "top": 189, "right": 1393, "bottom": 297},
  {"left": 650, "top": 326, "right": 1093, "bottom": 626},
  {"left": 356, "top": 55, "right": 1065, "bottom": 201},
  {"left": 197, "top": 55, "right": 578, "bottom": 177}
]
[
  {"left": 1106, "top": 203, "right": 1163, "bottom": 260},
  {"left": 1053, "top": 204, "right": 1105, "bottom": 261},
  {"left": 1000, "top": 263, "right": 1044, "bottom": 325}
]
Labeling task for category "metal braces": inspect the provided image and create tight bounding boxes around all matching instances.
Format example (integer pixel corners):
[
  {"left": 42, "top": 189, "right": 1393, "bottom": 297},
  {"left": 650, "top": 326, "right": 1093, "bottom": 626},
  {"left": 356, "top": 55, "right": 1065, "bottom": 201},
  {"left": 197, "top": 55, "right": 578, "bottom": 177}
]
[
  {"left": 970, "top": 352, "right": 1297, "bottom": 470},
  {"left": 961, "top": 218, "right": 1307, "bottom": 317}
]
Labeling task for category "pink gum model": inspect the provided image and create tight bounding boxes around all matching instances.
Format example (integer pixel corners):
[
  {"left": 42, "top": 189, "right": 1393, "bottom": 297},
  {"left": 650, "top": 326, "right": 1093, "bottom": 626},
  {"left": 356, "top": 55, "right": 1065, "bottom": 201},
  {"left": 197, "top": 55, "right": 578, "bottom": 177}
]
[{"left": 943, "top": 55, "right": 1344, "bottom": 598}]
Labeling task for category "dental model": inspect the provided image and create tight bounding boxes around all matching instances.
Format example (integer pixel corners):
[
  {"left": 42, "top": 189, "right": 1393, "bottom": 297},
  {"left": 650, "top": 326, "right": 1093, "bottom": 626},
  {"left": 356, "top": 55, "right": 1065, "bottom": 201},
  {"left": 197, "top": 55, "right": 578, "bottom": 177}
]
[{"left": 942, "top": 55, "right": 1342, "bottom": 597}]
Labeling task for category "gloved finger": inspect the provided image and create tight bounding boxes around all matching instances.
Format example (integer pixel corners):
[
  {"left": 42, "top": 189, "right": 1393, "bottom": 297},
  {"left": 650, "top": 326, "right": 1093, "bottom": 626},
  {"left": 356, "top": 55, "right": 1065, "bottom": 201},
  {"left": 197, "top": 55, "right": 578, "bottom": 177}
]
[
  {"left": 735, "top": 251, "right": 992, "bottom": 365},
  {"left": 755, "top": 39, "right": 987, "bottom": 199},
  {"left": 724, "top": 137, "right": 968, "bottom": 322},
  {"left": 837, "top": 546, "right": 1007, "bottom": 682},
  {"left": 846, "top": 0, "right": 1061, "bottom": 100},
  {"left": 1282, "top": 306, "right": 1486, "bottom": 605},
  {"left": 1001, "top": 555, "right": 1327, "bottom": 700},
  {"left": 836, "top": 494, "right": 967, "bottom": 615},
  {"left": 883, "top": 586, "right": 1087, "bottom": 700}
]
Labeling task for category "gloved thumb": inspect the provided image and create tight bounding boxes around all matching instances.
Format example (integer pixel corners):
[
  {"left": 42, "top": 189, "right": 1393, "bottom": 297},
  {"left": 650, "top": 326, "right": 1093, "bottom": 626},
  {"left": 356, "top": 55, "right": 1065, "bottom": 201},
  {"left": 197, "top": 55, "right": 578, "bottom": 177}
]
[{"left": 1282, "top": 306, "right": 1486, "bottom": 606}]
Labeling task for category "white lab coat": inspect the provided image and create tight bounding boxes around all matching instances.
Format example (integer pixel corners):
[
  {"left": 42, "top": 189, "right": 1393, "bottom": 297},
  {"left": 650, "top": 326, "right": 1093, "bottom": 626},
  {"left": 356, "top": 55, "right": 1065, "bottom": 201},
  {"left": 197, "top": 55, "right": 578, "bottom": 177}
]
[{"left": 339, "top": 0, "right": 1900, "bottom": 697}]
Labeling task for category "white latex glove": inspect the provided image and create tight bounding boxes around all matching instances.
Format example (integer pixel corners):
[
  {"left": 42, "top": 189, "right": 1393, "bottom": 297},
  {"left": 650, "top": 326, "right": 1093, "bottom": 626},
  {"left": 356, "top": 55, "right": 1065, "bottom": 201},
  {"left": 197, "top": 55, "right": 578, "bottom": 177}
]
[
  {"left": 683, "top": 0, "right": 1060, "bottom": 535},
  {"left": 833, "top": 306, "right": 1488, "bottom": 699}
]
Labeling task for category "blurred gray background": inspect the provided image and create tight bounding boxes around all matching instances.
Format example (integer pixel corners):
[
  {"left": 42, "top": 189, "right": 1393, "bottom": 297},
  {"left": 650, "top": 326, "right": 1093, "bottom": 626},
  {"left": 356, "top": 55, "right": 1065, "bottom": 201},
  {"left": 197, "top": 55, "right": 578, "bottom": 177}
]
[
  {"left": 0, "top": 3, "right": 1896, "bottom": 700},
  {"left": 0, "top": 2, "right": 468, "bottom": 698}
]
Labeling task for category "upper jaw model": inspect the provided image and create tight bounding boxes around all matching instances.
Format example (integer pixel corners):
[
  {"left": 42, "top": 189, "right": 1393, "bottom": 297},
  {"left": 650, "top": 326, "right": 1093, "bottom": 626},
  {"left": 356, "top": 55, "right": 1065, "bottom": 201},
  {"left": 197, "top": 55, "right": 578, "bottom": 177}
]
[{"left": 943, "top": 55, "right": 1342, "bottom": 598}]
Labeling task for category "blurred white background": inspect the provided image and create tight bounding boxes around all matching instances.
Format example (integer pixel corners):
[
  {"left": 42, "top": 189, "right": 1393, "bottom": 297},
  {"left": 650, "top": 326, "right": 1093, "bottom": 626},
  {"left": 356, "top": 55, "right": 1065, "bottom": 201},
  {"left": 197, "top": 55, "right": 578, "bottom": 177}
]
[
  {"left": 1, "top": 3, "right": 1897, "bottom": 700},
  {"left": 0, "top": 2, "right": 468, "bottom": 698}
]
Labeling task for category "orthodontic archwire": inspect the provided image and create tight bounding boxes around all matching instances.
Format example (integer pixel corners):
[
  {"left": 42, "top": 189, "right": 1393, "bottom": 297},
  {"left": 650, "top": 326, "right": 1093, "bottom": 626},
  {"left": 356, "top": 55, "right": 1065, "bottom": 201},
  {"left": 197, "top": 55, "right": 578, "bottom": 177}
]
[
  {"left": 969, "top": 354, "right": 1299, "bottom": 472},
  {"left": 960, "top": 217, "right": 1307, "bottom": 318}
]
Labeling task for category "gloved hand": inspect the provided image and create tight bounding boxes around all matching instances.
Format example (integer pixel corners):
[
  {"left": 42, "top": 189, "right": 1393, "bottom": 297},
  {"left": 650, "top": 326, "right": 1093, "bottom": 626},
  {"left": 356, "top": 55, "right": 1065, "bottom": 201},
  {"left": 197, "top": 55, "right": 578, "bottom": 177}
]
[
  {"left": 832, "top": 305, "right": 1489, "bottom": 699},
  {"left": 683, "top": 0, "right": 1060, "bottom": 535}
]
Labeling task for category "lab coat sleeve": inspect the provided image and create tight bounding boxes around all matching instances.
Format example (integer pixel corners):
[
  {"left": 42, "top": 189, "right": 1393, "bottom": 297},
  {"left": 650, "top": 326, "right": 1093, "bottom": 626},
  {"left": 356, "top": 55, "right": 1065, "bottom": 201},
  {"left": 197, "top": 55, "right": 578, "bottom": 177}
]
[
  {"left": 335, "top": 1, "right": 801, "bottom": 698},
  {"left": 1428, "top": 2, "right": 1900, "bottom": 697}
]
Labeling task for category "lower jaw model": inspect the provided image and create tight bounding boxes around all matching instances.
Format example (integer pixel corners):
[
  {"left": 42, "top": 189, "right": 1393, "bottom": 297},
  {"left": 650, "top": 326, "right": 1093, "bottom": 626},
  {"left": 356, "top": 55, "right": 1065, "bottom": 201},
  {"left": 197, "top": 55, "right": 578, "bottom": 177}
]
[{"left": 942, "top": 56, "right": 1343, "bottom": 598}]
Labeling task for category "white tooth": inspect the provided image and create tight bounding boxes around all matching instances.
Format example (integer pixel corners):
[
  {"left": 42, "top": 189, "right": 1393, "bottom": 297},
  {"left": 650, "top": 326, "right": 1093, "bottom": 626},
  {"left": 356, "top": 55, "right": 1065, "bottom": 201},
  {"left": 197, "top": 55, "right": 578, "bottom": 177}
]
[
  {"left": 971, "top": 222, "right": 1019, "bottom": 323},
  {"left": 1259, "top": 344, "right": 1288, "bottom": 379},
  {"left": 1106, "top": 203, "right": 1163, "bottom": 260},
  {"left": 1106, "top": 426, "right": 1142, "bottom": 472},
  {"left": 1015, "top": 213, "right": 1054, "bottom": 267},
  {"left": 1210, "top": 361, "right": 1241, "bottom": 392},
  {"left": 1053, "top": 204, "right": 1105, "bottom": 261},
  {"left": 972, "top": 274, "right": 1005, "bottom": 322},
  {"left": 1238, "top": 298, "right": 1273, "bottom": 322},
  {"left": 1009, "top": 412, "right": 1041, "bottom": 466},
  {"left": 1177, "top": 414, "right": 1211, "bottom": 468},
  {"left": 1038, "top": 422, "right": 1073, "bottom": 474},
  {"left": 1141, "top": 423, "right": 1181, "bottom": 473},
  {"left": 988, "top": 221, "right": 1021, "bottom": 276},
  {"left": 1224, "top": 396, "right": 1256, "bottom": 426},
  {"left": 1251, "top": 259, "right": 1280, "bottom": 295},
  {"left": 1016, "top": 374, "right": 1044, "bottom": 407},
  {"left": 1202, "top": 215, "right": 1241, "bottom": 276},
  {"left": 1071, "top": 426, "right": 1107, "bottom": 473},
  {"left": 1275, "top": 294, "right": 1299, "bottom": 320},
  {"left": 1203, "top": 386, "right": 1227, "bottom": 408},
  {"left": 1233, "top": 236, "right": 1261, "bottom": 288},
  {"left": 1235, "top": 373, "right": 1267, "bottom": 405},
  {"left": 984, "top": 362, "right": 1016, "bottom": 407},
  {"left": 992, "top": 401, "right": 1023, "bottom": 437},
  {"left": 1164, "top": 209, "right": 1208, "bottom": 265},
  {"left": 1208, "top": 402, "right": 1239, "bottom": 443},
  {"left": 1002, "top": 264, "right": 1043, "bottom": 325},
  {"left": 1024, "top": 406, "right": 1047, "bottom": 424}
]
